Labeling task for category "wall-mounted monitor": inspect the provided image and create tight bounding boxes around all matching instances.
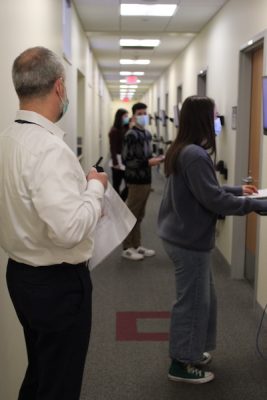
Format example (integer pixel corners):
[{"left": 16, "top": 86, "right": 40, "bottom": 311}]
[
  {"left": 263, "top": 76, "right": 267, "bottom": 134},
  {"left": 173, "top": 105, "right": 179, "bottom": 128}
]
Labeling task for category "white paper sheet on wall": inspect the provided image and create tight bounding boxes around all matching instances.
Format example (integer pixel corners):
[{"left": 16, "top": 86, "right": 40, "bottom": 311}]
[{"left": 90, "top": 183, "right": 136, "bottom": 270}]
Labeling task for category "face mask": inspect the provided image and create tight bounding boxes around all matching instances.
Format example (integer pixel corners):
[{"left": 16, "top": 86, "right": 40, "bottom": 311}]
[
  {"left": 58, "top": 81, "right": 69, "bottom": 120},
  {"left": 214, "top": 117, "right": 222, "bottom": 135},
  {"left": 136, "top": 115, "right": 149, "bottom": 127},
  {"left": 122, "top": 116, "right": 129, "bottom": 126}
]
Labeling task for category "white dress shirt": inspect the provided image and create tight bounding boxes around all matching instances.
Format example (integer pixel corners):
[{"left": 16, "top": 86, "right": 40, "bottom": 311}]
[{"left": 0, "top": 110, "right": 104, "bottom": 266}]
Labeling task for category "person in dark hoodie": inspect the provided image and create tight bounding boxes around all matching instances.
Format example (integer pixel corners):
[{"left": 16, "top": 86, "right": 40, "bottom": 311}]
[
  {"left": 158, "top": 95, "right": 267, "bottom": 384},
  {"left": 108, "top": 108, "right": 129, "bottom": 201}
]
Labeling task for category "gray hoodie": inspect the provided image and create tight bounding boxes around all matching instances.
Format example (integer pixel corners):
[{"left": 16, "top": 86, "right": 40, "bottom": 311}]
[{"left": 158, "top": 144, "right": 267, "bottom": 251}]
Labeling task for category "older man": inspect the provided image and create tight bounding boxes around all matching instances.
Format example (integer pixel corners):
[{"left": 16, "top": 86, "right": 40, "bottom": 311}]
[{"left": 0, "top": 47, "right": 107, "bottom": 400}]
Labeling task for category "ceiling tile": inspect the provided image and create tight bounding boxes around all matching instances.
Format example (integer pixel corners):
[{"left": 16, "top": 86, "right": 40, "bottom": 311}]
[{"left": 73, "top": 0, "right": 229, "bottom": 99}]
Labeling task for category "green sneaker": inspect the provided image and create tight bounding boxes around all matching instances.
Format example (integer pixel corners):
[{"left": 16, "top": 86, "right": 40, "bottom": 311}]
[{"left": 168, "top": 360, "right": 215, "bottom": 384}]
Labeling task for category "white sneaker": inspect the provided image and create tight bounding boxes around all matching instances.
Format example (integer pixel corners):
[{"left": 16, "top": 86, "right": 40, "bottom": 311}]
[
  {"left": 136, "top": 246, "right": 155, "bottom": 257},
  {"left": 122, "top": 248, "right": 144, "bottom": 261}
]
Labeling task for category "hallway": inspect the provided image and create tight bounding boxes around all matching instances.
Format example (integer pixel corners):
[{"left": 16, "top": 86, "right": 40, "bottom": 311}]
[{"left": 81, "top": 172, "right": 267, "bottom": 400}]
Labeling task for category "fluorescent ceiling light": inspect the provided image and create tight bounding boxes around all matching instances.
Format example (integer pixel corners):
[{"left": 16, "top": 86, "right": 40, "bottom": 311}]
[
  {"left": 120, "top": 4, "right": 177, "bottom": 17},
  {"left": 120, "top": 39, "right": 160, "bottom": 47},
  {"left": 120, "top": 85, "right": 138, "bottom": 89},
  {"left": 121, "top": 79, "right": 141, "bottom": 84},
  {"left": 120, "top": 71, "right": 145, "bottom": 76},
  {"left": 120, "top": 59, "right": 150, "bottom": 65}
]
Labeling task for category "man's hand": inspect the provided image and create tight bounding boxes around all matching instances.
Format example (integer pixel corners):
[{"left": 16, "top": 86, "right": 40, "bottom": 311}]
[
  {"left": 148, "top": 156, "right": 165, "bottom": 167},
  {"left": 242, "top": 184, "right": 258, "bottom": 195},
  {"left": 86, "top": 168, "right": 108, "bottom": 189},
  {"left": 112, "top": 164, "right": 121, "bottom": 170}
]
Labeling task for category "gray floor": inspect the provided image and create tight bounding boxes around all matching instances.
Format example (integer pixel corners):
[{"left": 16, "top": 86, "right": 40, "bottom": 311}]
[{"left": 81, "top": 172, "right": 267, "bottom": 400}]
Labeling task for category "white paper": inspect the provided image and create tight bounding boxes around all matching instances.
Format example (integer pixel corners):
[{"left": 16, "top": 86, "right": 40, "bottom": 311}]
[
  {"left": 90, "top": 183, "right": 136, "bottom": 270},
  {"left": 243, "top": 188, "right": 267, "bottom": 200}
]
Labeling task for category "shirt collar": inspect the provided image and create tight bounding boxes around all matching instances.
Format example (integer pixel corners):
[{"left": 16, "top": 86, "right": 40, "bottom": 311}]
[{"left": 15, "top": 110, "right": 66, "bottom": 140}]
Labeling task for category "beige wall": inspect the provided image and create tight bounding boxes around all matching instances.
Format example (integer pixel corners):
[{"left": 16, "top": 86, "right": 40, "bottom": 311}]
[
  {"left": 0, "top": 1, "right": 112, "bottom": 399},
  {"left": 142, "top": 0, "right": 267, "bottom": 308},
  {"left": 111, "top": 100, "right": 135, "bottom": 118}
]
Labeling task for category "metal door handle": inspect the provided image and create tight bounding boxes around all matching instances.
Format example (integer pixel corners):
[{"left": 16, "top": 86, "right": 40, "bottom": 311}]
[{"left": 242, "top": 176, "right": 253, "bottom": 184}]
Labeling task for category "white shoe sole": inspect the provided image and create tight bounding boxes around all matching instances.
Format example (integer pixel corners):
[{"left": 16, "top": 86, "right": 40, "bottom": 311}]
[
  {"left": 168, "top": 372, "right": 215, "bottom": 384},
  {"left": 122, "top": 254, "right": 144, "bottom": 261},
  {"left": 141, "top": 252, "right": 155, "bottom": 257}
]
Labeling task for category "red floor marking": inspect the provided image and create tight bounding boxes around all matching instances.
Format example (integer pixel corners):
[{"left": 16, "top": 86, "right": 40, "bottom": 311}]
[{"left": 116, "top": 311, "right": 170, "bottom": 341}]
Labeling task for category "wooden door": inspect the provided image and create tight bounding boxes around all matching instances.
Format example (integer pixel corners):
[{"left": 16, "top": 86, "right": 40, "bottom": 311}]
[{"left": 244, "top": 46, "right": 263, "bottom": 285}]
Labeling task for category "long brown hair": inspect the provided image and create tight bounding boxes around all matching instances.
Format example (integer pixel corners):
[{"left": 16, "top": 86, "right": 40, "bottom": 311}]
[
  {"left": 113, "top": 108, "right": 128, "bottom": 130},
  {"left": 164, "top": 95, "right": 217, "bottom": 176}
]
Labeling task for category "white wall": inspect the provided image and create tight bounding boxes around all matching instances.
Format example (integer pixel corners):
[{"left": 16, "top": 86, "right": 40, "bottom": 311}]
[
  {"left": 143, "top": 0, "right": 267, "bottom": 309},
  {"left": 111, "top": 100, "right": 135, "bottom": 117},
  {"left": 0, "top": 1, "right": 112, "bottom": 399}
]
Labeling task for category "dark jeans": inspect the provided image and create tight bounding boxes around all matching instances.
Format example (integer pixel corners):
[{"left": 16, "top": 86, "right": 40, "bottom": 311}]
[
  {"left": 111, "top": 167, "right": 128, "bottom": 201},
  {"left": 6, "top": 259, "right": 92, "bottom": 400}
]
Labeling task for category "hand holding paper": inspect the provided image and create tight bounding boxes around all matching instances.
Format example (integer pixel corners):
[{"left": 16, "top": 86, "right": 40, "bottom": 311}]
[{"left": 90, "top": 183, "right": 136, "bottom": 270}]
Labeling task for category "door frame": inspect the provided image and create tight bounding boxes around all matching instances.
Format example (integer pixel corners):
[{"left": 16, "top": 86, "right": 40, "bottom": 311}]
[{"left": 232, "top": 31, "right": 267, "bottom": 295}]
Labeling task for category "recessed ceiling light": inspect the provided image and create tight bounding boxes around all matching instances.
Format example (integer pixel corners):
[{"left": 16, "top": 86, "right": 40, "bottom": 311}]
[
  {"left": 120, "top": 4, "right": 177, "bottom": 17},
  {"left": 120, "top": 39, "right": 160, "bottom": 47},
  {"left": 120, "top": 71, "right": 145, "bottom": 76},
  {"left": 120, "top": 79, "right": 127, "bottom": 83},
  {"left": 120, "top": 85, "right": 138, "bottom": 89},
  {"left": 120, "top": 59, "right": 150, "bottom": 65}
]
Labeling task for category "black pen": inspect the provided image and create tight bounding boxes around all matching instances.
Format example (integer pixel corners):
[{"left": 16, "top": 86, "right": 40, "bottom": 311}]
[
  {"left": 95, "top": 157, "right": 103, "bottom": 167},
  {"left": 93, "top": 157, "right": 104, "bottom": 172}
]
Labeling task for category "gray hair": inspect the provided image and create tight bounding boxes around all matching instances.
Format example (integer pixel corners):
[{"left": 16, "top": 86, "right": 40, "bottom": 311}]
[{"left": 12, "top": 46, "right": 65, "bottom": 99}]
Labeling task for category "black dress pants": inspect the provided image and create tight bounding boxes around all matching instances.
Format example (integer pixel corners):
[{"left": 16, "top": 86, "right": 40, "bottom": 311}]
[
  {"left": 6, "top": 259, "right": 92, "bottom": 400},
  {"left": 111, "top": 167, "right": 128, "bottom": 201}
]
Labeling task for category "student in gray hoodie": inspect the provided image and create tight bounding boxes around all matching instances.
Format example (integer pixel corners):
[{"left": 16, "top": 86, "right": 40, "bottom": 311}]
[{"left": 158, "top": 95, "right": 267, "bottom": 384}]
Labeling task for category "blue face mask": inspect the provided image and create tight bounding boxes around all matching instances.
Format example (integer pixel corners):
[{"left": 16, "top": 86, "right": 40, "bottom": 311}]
[
  {"left": 214, "top": 117, "right": 222, "bottom": 135},
  {"left": 62, "top": 98, "right": 69, "bottom": 115},
  {"left": 58, "top": 81, "right": 69, "bottom": 119},
  {"left": 136, "top": 115, "right": 149, "bottom": 127},
  {"left": 122, "top": 116, "right": 129, "bottom": 126}
]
